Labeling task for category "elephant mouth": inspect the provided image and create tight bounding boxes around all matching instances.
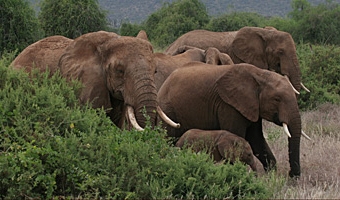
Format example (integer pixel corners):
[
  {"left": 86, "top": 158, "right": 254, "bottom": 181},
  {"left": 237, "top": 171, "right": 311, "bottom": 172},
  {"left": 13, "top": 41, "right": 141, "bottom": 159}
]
[
  {"left": 272, "top": 113, "right": 282, "bottom": 126},
  {"left": 112, "top": 91, "right": 123, "bottom": 100}
]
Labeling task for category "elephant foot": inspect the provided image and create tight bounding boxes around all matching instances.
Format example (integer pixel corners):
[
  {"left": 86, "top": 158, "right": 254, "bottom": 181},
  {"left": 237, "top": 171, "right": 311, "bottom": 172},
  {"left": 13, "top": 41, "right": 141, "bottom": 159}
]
[{"left": 289, "top": 169, "right": 301, "bottom": 179}]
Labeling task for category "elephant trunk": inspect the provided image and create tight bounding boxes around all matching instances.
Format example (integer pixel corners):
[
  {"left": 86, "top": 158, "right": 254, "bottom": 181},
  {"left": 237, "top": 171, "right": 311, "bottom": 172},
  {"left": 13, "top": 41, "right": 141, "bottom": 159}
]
[
  {"left": 134, "top": 77, "right": 158, "bottom": 128},
  {"left": 287, "top": 115, "right": 302, "bottom": 178},
  {"left": 281, "top": 54, "right": 302, "bottom": 93}
]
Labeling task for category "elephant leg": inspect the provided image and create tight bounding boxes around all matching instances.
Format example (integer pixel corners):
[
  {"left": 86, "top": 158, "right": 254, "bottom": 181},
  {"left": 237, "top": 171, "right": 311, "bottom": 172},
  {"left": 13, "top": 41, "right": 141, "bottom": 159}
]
[{"left": 245, "top": 119, "right": 276, "bottom": 171}]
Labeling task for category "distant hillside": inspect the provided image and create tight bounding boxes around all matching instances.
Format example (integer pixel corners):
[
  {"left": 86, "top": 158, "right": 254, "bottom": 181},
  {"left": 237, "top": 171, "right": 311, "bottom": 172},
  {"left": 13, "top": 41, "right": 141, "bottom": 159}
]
[{"left": 28, "top": 0, "right": 340, "bottom": 26}]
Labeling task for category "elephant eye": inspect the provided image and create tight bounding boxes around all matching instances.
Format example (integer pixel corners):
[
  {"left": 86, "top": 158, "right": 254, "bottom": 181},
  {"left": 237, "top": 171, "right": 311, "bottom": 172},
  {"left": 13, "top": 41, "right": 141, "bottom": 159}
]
[
  {"left": 277, "top": 49, "right": 284, "bottom": 55},
  {"left": 274, "top": 96, "right": 281, "bottom": 102},
  {"left": 114, "top": 65, "right": 125, "bottom": 75}
]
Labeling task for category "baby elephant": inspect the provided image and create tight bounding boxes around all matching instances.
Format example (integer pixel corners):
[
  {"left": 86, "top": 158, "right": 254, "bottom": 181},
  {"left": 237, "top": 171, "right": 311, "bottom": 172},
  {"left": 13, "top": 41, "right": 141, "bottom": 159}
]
[{"left": 176, "top": 129, "right": 257, "bottom": 171}]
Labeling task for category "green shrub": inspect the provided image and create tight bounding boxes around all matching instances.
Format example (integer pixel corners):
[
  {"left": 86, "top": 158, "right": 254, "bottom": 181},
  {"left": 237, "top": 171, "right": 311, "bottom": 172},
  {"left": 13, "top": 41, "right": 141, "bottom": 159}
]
[
  {"left": 120, "top": 23, "right": 145, "bottom": 37},
  {"left": 205, "top": 12, "right": 266, "bottom": 32},
  {"left": 39, "top": 0, "right": 110, "bottom": 38},
  {"left": 297, "top": 43, "right": 340, "bottom": 110},
  {"left": 289, "top": 0, "right": 340, "bottom": 45},
  {"left": 142, "top": 0, "right": 209, "bottom": 49},
  {"left": 0, "top": 54, "right": 272, "bottom": 199},
  {"left": 0, "top": 0, "right": 42, "bottom": 54}
]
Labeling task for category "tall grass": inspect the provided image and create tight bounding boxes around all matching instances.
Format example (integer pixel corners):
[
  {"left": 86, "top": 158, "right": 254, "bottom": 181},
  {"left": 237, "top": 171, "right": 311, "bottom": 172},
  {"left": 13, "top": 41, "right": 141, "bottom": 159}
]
[{"left": 262, "top": 103, "right": 340, "bottom": 199}]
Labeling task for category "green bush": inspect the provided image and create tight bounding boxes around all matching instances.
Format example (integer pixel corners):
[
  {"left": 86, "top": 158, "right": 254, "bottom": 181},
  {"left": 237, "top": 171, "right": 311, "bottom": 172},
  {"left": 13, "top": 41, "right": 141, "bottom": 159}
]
[
  {"left": 0, "top": 53, "right": 272, "bottom": 199},
  {"left": 297, "top": 43, "right": 340, "bottom": 110},
  {"left": 289, "top": 0, "right": 340, "bottom": 45},
  {"left": 120, "top": 23, "right": 144, "bottom": 37},
  {"left": 205, "top": 12, "right": 266, "bottom": 32},
  {"left": 0, "top": 0, "right": 42, "bottom": 54},
  {"left": 142, "top": 0, "right": 209, "bottom": 49},
  {"left": 39, "top": 0, "right": 110, "bottom": 38}
]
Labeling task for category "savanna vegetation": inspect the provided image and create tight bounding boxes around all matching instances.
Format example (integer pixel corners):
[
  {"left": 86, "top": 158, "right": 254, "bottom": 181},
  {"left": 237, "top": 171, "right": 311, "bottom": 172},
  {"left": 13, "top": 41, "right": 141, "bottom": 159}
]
[{"left": 1, "top": 0, "right": 340, "bottom": 198}]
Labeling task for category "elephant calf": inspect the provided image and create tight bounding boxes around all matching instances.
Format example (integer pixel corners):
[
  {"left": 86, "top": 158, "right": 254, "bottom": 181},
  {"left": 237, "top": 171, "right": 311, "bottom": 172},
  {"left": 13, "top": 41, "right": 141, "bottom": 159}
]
[{"left": 176, "top": 129, "right": 257, "bottom": 171}]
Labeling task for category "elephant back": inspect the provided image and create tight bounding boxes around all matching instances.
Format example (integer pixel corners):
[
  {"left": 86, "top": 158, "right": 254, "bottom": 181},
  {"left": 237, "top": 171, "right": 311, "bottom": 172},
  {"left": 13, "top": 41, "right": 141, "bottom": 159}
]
[{"left": 11, "top": 35, "right": 73, "bottom": 76}]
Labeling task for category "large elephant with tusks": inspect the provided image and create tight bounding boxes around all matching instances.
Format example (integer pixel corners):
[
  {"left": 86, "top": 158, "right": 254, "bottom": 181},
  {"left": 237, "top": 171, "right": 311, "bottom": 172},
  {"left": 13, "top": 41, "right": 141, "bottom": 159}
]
[{"left": 165, "top": 26, "right": 310, "bottom": 93}]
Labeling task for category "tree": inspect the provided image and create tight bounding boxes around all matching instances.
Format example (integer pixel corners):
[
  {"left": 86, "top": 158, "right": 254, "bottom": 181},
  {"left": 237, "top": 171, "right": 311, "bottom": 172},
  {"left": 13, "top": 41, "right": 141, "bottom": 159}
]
[
  {"left": 142, "top": 0, "right": 209, "bottom": 48},
  {"left": 289, "top": 0, "right": 311, "bottom": 20},
  {"left": 289, "top": 1, "right": 340, "bottom": 45},
  {"left": 39, "top": 0, "right": 110, "bottom": 39},
  {"left": 0, "top": 0, "right": 41, "bottom": 55},
  {"left": 120, "top": 23, "right": 144, "bottom": 37},
  {"left": 205, "top": 12, "right": 266, "bottom": 32}
]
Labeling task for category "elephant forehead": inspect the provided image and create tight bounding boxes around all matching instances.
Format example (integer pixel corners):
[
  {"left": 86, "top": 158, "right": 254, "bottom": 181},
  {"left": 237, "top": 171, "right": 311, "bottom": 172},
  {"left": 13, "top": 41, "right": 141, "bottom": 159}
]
[{"left": 107, "top": 37, "right": 153, "bottom": 52}]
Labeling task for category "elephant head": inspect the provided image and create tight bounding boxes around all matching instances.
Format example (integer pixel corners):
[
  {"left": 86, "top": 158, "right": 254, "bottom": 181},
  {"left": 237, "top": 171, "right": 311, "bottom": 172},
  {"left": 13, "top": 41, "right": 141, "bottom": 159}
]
[
  {"left": 216, "top": 64, "right": 307, "bottom": 177},
  {"left": 154, "top": 46, "right": 205, "bottom": 91},
  {"left": 205, "top": 47, "right": 234, "bottom": 65},
  {"left": 176, "top": 129, "right": 257, "bottom": 171},
  {"left": 59, "top": 31, "right": 177, "bottom": 129},
  {"left": 232, "top": 26, "right": 302, "bottom": 93}
]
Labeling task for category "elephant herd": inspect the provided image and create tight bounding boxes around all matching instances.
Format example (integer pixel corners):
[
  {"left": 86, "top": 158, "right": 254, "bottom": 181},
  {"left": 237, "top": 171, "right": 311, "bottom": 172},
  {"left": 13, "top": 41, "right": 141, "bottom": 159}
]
[{"left": 11, "top": 26, "right": 311, "bottom": 178}]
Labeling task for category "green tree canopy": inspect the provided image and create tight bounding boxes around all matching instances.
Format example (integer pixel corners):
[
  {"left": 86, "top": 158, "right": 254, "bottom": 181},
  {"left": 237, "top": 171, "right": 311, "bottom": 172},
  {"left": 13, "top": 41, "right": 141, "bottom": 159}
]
[
  {"left": 38, "top": 0, "right": 110, "bottom": 39},
  {"left": 205, "top": 12, "right": 266, "bottom": 32},
  {"left": 141, "top": 0, "right": 209, "bottom": 48},
  {"left": 0, "top": 0, "right": 41, "bottom": 55},
  {"left": 289, "top": 0, "right": 340, "bottom": 45}
]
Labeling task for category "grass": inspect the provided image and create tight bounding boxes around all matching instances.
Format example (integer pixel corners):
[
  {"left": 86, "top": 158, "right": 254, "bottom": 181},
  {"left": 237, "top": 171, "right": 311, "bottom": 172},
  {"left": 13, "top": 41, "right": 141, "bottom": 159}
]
[{"left": 261, "top": 103, "right": 340, "bottom": 199}]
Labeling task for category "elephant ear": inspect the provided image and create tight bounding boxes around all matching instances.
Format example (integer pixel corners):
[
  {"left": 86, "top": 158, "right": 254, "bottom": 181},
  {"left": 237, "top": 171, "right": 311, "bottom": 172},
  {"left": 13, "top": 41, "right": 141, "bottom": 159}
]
[
  {"left": 59, "top": 31, "right": 119, "bottom": 110},
  {"left": 219, "top": 53, "right": 234, "bottom": 65},
  {"left": 216, "top": 64, "right": 259, "bottom": 122},
  {"left": 232, "top": 27, "right": 268, "bottom": 69},
  {"left": 136, "top": 30, "right": 149, "bottom": 41}
]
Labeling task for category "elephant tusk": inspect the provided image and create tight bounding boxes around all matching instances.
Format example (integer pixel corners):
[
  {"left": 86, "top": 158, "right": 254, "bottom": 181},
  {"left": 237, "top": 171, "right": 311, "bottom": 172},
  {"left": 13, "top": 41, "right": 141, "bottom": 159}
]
[
  {"left": 302, "top": 130, "right": 312, "bottom": 141},
  {"left": 283, "top": 123, "right": 291, "bottom": 138},
  {"left": 284, "top": 75, "right": 300, "bottom": 95},
  {"left": 301, "top": 82, "right": 310, "bottom": 93},
  {"left": 126, "top": 105, "right": 144, "bottom": 131},
  {"left": 156, "top": 106, "right": 181, "bottom": 128}
]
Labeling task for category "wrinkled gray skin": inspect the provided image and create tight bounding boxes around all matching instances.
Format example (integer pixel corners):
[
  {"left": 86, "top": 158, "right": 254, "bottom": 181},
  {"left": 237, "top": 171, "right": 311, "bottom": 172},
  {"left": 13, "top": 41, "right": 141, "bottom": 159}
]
[
  {"left": 154, "top": 47, "right": 233, "bottom": 90},
  {"left": 11, "top": 35, "right": 73, "bottom": 76},
  {"left": 153, "top": 48, "right": 206, "bottom": 90},
  {"left": 205, "top": 47, "right": 234, "bottom": 65},
  {"left": 157, "top": 63, "right": 302, "bottom": 177},
  {"left": 136, "top": 30, "right": 234, "bottom": 90},
  {"left": 176, "top": 129, "right": 257, "bottom": 171},
  {"left": 59, "top": 31, "right": 159, "bottom": 128},
  {"left": 165, "top": 26, "right": 302, "bottom": 92}
]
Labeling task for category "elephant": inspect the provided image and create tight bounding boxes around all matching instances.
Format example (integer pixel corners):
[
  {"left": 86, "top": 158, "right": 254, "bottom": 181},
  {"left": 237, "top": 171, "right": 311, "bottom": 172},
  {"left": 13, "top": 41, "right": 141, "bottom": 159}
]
[
  {"left": 176, "top": 129, "right": 257, "bottom": 171},
  {"left": 157, "top": 62, "right": 310, "bottom": 177},
  {"left": 205, "top": 47, "right": 234, "bottom": 65},
  {"left": 134, "top": 30, "right": 233, "bottom": 90},
  {"left": 153, "top": 47, "right": 206, "bottom": 90},
  {"left": 154, "top": 46, "right": 235, "bottom": 90},
  {"left": 164, "top": 26, "right": 310, "bottom": 93},
  {"left": 10, "top": 35, "right": 74, "bottom": 76},
  {"left": 10, "top": 31, "right": 178, "bottom": 130},
  {"left": 58, "top": 31, "right": 179, "bottom": 130},
  {"left": 154, "top": 47, "right": 235, "bottom": 91}
]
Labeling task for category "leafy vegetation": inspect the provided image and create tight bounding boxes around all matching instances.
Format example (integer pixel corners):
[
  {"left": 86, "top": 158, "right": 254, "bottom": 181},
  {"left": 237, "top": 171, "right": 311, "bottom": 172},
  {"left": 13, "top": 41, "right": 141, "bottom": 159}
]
[
  {"left": 297, "top": 44, "right": 340, "bottom": 110},
  {"left": 38, "top": 0, "right": 110, "bottom": 38},
  {"left": 289, "top": 0, "right": 340, "bottom": 45},
  {"left": 1, "top": 0, "right": 340, "bottom": 198},
  {"left": 205, "top": 12, "right": 266, "bottom": 32},
  {"left": 0, "top": 53, "right": 271, "bottom": 199},
  {"left": 0, "top": 0, "right": 42, "bottom": 55},
  {"left": 121, "top": 0, "right": 209, "bottom": 48}
]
